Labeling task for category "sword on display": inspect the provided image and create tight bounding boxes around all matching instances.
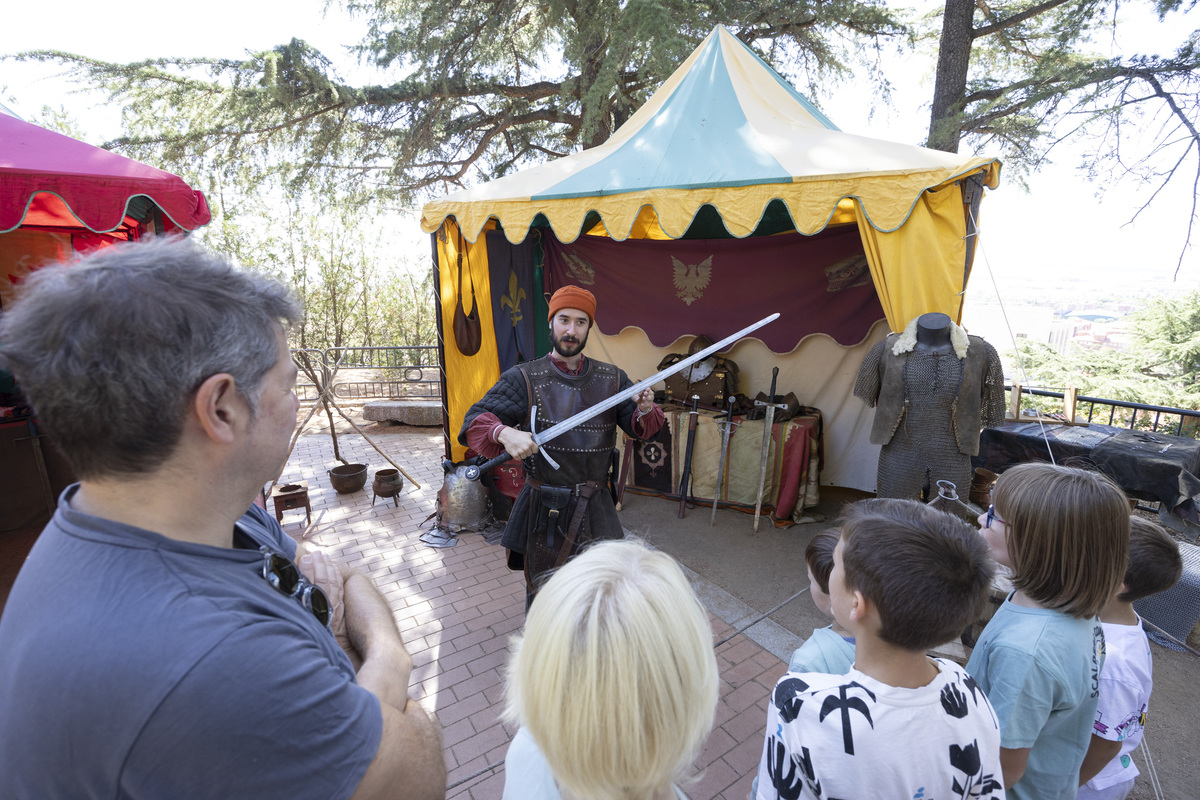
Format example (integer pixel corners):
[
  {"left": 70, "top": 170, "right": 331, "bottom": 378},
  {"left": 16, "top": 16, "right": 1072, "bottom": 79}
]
[
  {"left": 710, "top": 400, "right": 738, "bottom": 526},
  {"left": 464, "top": 312, "right": 780, "bottom": 481}
]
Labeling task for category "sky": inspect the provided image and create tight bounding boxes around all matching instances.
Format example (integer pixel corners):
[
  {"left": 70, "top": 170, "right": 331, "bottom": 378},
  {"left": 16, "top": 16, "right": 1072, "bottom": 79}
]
[{"left": 4, "top": 0, "right": 1199, "bottom": 305}]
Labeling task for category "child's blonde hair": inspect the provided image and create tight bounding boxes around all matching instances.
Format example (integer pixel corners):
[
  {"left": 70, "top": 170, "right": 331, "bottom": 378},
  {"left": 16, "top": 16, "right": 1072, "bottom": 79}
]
[
  {"left": 992, "top": 463, "right": 1129, "bottom": 618},
  {"left": 503, "top": 539, "right": 719, "bottom": 800}
]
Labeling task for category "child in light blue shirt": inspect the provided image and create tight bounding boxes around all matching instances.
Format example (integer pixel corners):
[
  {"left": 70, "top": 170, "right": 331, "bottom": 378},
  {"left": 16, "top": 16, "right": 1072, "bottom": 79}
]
[
  {"left": 966, "top": 463, "right": 1130, "bottom": 800},
  {"left": 787, "top": 529, "right": 855, "bottom": 674}
]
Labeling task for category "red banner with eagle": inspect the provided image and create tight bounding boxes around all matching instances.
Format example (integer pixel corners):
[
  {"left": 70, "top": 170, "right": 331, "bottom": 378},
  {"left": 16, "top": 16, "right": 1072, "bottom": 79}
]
[{"left": 542, "top": 226, "right": 884, "bottom": 352}]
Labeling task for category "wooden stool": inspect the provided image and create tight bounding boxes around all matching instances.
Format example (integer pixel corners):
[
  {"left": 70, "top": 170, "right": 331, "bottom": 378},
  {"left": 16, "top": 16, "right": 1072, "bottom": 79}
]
[{"left": 271, "top": 480, "right": 311, "bottom": 525}]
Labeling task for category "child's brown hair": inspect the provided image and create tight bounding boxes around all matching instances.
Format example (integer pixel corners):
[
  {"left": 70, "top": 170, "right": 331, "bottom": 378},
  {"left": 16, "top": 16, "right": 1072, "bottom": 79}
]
[
  {"left": 991, "top": 463, "right": 1129, "bottom": 618},
  {"left": 1119, "top": 517, "right": 1183, "bottom": 603},
  {"left": 804, "top": 530, "right": 839, "bottom": 595},
  {"left": 839, "top": 499, "right": 994, "bottom": 651}
]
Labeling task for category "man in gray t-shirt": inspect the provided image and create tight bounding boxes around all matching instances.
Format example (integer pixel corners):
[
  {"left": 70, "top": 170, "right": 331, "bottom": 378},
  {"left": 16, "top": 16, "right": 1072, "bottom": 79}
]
[{"left": 0, "top": 238, "right": 444, "bottom": 800}]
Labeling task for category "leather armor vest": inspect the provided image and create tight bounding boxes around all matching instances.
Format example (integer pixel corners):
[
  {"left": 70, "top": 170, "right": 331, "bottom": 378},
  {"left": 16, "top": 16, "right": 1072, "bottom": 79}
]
[{"left": 523, "top": 356, "right": 619, "bottom": 486}]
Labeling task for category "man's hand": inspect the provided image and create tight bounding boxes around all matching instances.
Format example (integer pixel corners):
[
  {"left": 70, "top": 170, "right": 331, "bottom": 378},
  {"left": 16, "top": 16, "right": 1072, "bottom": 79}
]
[
  {"left": 497, "top": 425, "right": 539, "bottom": 459},
  {"left": 632, "top": 387, "right": 655, "bottom": 415},
  {"left": 298, "top": 550, "right": 346, "bottom": 639}
]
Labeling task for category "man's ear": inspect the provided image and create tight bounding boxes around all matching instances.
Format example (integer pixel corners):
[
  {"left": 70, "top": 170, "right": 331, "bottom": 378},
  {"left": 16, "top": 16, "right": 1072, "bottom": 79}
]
[{"left": 193, "top": 373, "right": 243, "bottom": 444}]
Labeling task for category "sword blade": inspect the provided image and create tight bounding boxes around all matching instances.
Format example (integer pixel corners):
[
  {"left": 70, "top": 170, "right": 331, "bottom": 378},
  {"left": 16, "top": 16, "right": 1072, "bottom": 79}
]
[
  {"left": 534, "top": 312, "right": 779, "bottom": 448},
  {"left": 710, "top": 417, "right": 736, "bottom": 526},
  {"left": 752, "top": 406, "right": 777, "bottom": 532}
]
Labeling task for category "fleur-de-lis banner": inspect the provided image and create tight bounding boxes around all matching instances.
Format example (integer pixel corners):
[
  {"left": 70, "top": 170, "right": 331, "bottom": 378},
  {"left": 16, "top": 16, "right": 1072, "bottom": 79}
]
[
  {"left": 485, "top": 231, "right": 537, "bottom": 370},
  {"left": 542, "top": 226, "right": 884, "bottom": 352}
]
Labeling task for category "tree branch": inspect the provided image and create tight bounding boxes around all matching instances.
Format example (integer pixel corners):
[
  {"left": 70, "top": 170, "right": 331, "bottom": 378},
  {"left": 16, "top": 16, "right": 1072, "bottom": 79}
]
[{"left": 971, "top": 0, "right": 1077, "bottom": 40}]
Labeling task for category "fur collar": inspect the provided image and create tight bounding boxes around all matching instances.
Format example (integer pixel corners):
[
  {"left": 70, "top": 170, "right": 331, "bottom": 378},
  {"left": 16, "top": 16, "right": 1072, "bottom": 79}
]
[{"left": 892, "top": 316, "right": 969, "bottom": 359}]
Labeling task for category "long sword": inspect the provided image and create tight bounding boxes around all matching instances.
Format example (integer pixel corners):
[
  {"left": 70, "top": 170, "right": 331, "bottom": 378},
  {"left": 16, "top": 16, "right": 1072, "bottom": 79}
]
[
  {"left": 710, "top": 401, "right": 738, "bottom": 525},
  {"left": 464, "top": 312, "right": 780, "bottom": 480}
]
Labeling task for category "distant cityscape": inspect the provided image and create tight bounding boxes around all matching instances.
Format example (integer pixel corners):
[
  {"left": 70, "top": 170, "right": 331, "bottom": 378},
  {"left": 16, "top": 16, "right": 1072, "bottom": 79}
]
[{"left": 961, "top": 274, "right": 1193, "bottom": 381}]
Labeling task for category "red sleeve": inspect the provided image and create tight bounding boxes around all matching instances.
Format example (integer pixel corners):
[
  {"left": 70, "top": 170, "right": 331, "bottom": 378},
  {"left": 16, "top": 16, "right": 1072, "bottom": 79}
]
[
  {"left": 632, "top": 404, "right": 665, "bottom": 439},
  {"left": 464, "top": 412, "right": 508, "bottom": 459}
]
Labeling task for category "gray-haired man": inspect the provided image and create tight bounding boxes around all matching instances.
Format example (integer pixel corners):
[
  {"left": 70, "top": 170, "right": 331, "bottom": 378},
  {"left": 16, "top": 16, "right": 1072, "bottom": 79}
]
[{"left": 0, "top": 237, "right": 444, "bottom": 799}]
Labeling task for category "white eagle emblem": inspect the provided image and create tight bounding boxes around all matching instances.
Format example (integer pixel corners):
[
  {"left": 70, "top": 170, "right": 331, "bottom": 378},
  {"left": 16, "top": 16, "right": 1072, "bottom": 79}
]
[
  {"left": 671, "top": 256, "right": 712, "bottom": 306},
  {"left": 564, "top": 253, "right": 596, "bottom": 285}
]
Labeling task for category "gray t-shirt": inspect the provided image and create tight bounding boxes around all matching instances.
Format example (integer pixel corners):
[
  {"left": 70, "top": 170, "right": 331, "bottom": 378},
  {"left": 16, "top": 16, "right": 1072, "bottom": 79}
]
[{"left": 0, "top": 487, "right": 382, "bottom": 799}]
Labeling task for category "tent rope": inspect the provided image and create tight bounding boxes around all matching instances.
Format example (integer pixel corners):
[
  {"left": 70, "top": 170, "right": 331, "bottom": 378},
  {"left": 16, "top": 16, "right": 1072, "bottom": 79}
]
[
  {"left": 967, "top": 205, "right": 1057, "bottom": 464},
  {"left": 1138, "top": 732, "right": 1166, "bottom": 800}
]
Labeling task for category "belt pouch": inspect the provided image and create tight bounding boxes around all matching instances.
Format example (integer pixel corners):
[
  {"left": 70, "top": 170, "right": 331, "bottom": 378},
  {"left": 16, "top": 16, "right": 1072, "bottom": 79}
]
[{"left": 534, "top": 485, "right": 574, "bottom": 550}]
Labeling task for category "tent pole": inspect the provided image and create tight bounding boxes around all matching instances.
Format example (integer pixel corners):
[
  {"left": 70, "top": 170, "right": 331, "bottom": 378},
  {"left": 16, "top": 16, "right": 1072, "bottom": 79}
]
[
  {"left": 959, "top": 172, "right": 986, "bottom": 322},
  {"left": 432, "top": 227, "right": 453, "bottom": 462}
]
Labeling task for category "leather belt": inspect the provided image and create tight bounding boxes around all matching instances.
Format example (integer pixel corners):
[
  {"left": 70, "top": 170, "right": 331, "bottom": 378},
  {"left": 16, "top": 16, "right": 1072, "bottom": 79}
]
[{"left": 524, "top": 477, "right": 595, "bottom": 497}]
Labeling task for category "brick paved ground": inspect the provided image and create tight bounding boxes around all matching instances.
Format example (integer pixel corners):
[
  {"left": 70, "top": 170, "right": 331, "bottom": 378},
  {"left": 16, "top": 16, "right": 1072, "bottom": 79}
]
[{"left": 279, "top": 428, "right": 785, "bottom": 800}]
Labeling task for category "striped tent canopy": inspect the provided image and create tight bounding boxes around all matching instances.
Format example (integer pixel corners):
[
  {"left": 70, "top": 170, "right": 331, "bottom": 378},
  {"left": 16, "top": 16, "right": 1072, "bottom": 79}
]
[{"left": 422, "top": 25, "right": 1000, "bottom": 245}]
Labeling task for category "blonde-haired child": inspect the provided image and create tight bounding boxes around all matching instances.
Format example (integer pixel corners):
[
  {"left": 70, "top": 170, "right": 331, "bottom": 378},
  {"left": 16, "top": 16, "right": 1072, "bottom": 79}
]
[
  {"left": 501, "top": 538, "right": 719, "bottom": 800},
  {"left": 966, "top": 463, "right": 1130, "bottom": 800}
]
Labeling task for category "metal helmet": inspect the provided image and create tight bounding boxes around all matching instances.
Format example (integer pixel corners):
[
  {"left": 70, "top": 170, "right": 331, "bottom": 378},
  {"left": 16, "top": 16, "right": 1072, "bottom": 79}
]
[
  {"left": 437, "top": 459, "right": 491, "bottom": 532},
  {"left": 687, "top": 334, "right": 714, "bottom": 355}
]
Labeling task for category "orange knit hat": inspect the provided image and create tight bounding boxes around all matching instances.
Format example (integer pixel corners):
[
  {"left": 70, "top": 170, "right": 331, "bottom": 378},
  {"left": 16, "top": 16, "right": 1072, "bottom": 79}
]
[{"left": 547, "top": 285, "right": 597, "bottom": 325}]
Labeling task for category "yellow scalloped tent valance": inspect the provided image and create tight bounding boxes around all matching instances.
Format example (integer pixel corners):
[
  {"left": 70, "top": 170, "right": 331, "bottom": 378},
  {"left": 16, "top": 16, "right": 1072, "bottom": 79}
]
[{"left": 421, "top": 160, "right": 1000, "bottom": 245}]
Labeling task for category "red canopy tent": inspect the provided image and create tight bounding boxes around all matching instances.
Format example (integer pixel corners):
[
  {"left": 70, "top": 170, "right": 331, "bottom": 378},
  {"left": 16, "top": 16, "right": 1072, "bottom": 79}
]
[
  {"left": 0, "top": 112, "right": 211, "bottom": 308},
  {"left": 1, "top": 112, "right": 211, "bottom": 532},
  {"left": 1, "top": 112, "right": 211, "bottom": 234}
]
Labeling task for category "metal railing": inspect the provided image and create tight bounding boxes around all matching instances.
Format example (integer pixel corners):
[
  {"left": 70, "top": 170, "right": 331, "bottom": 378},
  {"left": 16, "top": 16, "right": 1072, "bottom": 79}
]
[
  {"left": 292, "top": 346, "right": 440, "bottom": 403},
  {"left": 1009, "top": 385, "right": 1200, "bottom": 439}
]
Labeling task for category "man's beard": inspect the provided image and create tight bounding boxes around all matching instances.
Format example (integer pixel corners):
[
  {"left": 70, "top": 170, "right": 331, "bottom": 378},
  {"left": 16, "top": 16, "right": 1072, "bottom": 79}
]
[{"left": 551, "top": 328, "right": 589, "bottom": 358}]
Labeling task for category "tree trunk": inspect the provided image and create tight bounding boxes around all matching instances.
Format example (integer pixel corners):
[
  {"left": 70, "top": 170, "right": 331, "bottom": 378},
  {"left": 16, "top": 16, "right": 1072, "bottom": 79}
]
[{"left": 927, "top": 0, "right": 975, "bottom": 153}]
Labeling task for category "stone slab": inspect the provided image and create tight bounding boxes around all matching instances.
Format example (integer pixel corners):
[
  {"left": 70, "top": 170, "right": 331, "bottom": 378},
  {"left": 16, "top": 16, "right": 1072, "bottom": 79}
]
[{"left": 362, "top": 399, "right": 442, "bottom": 427}]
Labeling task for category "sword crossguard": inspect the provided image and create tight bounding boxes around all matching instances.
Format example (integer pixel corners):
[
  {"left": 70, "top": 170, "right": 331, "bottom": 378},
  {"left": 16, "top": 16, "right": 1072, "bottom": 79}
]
[{"left": 529, "top": 405, "right": 560, "bottom": 471}]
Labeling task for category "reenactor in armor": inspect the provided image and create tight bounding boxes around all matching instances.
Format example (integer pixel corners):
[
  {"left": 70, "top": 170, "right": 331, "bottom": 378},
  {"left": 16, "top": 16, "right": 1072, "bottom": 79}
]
[{"left": 459, "top": 286, "right": 665, "bottom": 608}]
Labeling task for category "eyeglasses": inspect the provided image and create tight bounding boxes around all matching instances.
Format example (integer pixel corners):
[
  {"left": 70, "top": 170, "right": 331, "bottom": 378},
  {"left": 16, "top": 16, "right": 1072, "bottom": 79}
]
[
  {"left": 985, "top": 505, "right": 1005, "bottom": 529},
  {"left": 257, "top": 548, "right": 332, "bottom": 627}
]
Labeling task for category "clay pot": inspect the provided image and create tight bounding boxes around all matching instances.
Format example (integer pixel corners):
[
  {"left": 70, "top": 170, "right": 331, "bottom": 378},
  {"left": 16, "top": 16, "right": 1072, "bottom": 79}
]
[
  {"left": 372, "top": 468, "right": 404, "bottom": 507},
  {"left": 329, "top": 463, "right": 368, "bottom": 494}
]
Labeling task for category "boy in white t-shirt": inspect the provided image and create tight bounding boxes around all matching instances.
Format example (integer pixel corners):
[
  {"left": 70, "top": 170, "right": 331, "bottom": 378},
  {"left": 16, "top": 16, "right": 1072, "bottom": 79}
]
[
  {"left": 755, "top": 499, "right": 1005, "bottom": 800},
  {"left": 1078, "top": 517, "right": 1183, "bottom": 800}
]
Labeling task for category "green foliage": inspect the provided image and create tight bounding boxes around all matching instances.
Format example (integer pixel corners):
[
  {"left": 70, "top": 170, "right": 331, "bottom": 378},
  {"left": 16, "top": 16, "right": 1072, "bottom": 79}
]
[
  {"left": 15, "top": 1, "right": 905, "bottom": 203},
  {"left": 191, "top": 182, "right": 436, "bottom": 353}
]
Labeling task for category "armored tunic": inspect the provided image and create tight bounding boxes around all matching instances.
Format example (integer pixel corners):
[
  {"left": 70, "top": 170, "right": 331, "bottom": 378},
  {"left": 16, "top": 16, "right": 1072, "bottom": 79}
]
[
  {"left": 459, "top": 355, "right": 646, "bottom": 580},
  {"left": 855, "top": 333, "right": 1004, "bottom": 500}
]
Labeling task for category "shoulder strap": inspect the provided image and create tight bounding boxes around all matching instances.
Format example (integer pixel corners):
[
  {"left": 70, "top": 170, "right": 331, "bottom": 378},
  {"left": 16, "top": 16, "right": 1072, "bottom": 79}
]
[{"left": 518, "top": 365, "right": 533, "bottom": 428}]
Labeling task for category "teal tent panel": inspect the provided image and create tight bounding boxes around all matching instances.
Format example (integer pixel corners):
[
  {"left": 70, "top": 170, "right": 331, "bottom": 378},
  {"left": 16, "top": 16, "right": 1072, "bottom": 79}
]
[{"left": 534, "top": 40, "right": 790, "bottom": 199}]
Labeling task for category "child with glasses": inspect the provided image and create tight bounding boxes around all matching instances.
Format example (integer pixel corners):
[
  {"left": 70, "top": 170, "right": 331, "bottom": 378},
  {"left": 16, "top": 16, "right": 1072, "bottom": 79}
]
[
  {"left": 1078, "top": 516, "right": 1183, "bottom": 800},
  {"left": 966, "top": 463, "right": 1130, "bottom": 800}
]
